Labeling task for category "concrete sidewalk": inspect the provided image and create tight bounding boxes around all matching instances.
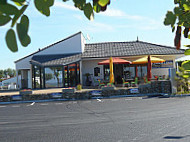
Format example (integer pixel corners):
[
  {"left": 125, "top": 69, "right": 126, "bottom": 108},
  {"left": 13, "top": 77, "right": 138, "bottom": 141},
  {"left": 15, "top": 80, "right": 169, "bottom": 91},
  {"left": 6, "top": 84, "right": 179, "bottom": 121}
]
[{"left": 0, "top": 88, "right": 100, "bottom": 96}]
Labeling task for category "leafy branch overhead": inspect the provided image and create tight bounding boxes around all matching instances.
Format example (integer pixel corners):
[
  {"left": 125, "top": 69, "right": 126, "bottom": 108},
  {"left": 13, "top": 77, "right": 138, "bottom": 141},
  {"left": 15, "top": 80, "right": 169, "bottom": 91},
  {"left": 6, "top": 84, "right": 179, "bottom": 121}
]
[
  {"left": 164, "top": 0, "right": 190, "bottom": 50},
  {"left": 0, "top": 0, "right": 111, "bottom": 52}
]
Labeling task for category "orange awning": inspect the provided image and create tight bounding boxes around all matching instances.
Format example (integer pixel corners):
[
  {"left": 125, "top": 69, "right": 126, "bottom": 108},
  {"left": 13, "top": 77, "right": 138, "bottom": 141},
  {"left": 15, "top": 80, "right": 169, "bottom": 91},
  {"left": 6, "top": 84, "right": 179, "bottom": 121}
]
[{"left": 98, "top": 57, "right": 131, "bottom": 65}]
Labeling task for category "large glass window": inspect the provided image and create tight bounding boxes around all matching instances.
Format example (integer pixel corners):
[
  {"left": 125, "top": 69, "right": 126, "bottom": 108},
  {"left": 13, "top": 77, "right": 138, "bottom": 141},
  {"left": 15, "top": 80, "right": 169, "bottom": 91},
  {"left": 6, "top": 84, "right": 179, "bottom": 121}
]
[
  {"left": 104, "top": 65, "right": 110, "bottom": 81},
  {"left": 32, "top": 65, "right": 41, "bottom": 89},
  {"left": 123, "top": 65, "right": 135, "bottom": 79},
  {"left": 45, "top": 67, "right": 63, "bottom": 88},
  {"left": 32, "top": 62, "right": 80, "bottom": 89}
]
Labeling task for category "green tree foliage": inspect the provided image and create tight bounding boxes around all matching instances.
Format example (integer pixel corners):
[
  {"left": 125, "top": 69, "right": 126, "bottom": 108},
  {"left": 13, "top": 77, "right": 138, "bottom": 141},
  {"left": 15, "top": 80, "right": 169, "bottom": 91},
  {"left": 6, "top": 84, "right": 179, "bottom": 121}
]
[
  {"left": 0, "top": 0, "right": 111, "bottom": 52},
  {"left": 164, "top": 0, "right": 190, "bottom": 50},
  {"left": 175, "top": 66, "right": 190, "bottom": 93},
  {"left": 164, "top": 0, "right": 190, "bottom": 76},
  {"left": 0, "top": 68, "right": 16, "bottom": 78}
]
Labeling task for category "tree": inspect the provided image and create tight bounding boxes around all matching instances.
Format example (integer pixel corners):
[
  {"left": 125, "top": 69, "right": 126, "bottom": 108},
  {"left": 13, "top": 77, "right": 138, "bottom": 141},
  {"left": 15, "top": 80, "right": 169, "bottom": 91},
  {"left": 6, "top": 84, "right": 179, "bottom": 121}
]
[
  {"left": 0, "top": 0, "right": 111, "bottom": 52},
  {"left": 164, "top": 0, "right": 190, "bottom": 50},
  {"left": 164, "top": 0, "right": 190, "bottom": 73},
  {"left": 5, "top": 68, "right": 16, "bottom": 77},
  {"left": 0, "top": 68, "right": 16, "bottom": 78},
  {"left": 175, "top": 66, "right": 190, "bottom": 93}
]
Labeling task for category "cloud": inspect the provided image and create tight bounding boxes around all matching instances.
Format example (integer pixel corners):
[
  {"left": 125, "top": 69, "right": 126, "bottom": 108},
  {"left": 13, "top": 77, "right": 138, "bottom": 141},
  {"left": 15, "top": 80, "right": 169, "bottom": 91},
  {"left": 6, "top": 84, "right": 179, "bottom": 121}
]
[
  {"left": 117, "top": 18, "right": 163, "bottom": 31},
  {"left": 84, "top": 21, "right": 114, "bottom": 33},
  {"left": 54, "top": 1, "right": 78, "bottom": 11},
  {"left": 73, "top": 14, "right": 84, "bottom": 20},
  {"left": 99, "top": 8, "right": 145, "bottom": 20}
]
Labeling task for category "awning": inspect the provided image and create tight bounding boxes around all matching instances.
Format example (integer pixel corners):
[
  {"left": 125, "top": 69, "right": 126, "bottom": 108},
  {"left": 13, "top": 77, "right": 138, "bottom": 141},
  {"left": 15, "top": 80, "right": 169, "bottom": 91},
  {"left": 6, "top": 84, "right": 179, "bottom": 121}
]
[
  {"left": 175, "top": 55, "right": 190, "bottom": 62},
  {"left": 132, "top": 56, "right": 165, "bottom": 64},
  {"left": 98, "top": 57, "right": 131, "bottom": 65},
  {"left": 30, "top": 53, "right": 81, "bottom": 67}
]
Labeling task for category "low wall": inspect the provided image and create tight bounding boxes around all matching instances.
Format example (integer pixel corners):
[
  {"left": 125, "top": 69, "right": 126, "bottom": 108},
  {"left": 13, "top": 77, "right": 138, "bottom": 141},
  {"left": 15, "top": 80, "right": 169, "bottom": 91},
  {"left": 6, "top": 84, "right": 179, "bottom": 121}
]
[
  {"left": 0, "top": 81, "right": 172, "bottom": 103},
  {"left": 139, "top": 80, "right": 172, "bottom": 94}
]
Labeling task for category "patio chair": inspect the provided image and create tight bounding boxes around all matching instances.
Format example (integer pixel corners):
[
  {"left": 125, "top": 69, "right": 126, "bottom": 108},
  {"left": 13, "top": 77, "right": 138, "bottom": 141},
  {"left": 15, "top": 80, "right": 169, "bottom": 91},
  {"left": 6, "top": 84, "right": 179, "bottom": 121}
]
[
  {"left": 122, "top": 78, "right": 130, "bottom": 87},
  {"left": 98, "top": 79, "right": 105, "bottom": 88},
  {"left": 107, "top": 83, "right": 114, "bottom": 87},
  {"left": 154, "top": 75, "right": 158, "bottom": 80},
  {"left": 143, "top": 77, "right": 151, "bottom": 84},
  {"left": 131, "top": 77, "right": 138, "bottom": 87}
]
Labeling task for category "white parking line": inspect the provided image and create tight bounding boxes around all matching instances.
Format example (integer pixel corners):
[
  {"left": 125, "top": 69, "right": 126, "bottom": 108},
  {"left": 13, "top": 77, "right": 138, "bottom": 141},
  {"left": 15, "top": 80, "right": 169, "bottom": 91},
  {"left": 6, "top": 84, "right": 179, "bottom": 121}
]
[
  {"left": 111, "top": 99, "right": 119, "bottom": 101},
  {"left": 55, "top": 103, "right": 63, "bottom": 105},
  {"left": 125, "top": 99, "right": 132, "bottom": 101},
  {"left": 0, "top": 106, "right": 6, "bottom": 108},
  {"left": 12, "top": 105, "right": 20, "bottom": 108},
  {"left": 97, "top": 99, "right": 102, "bottom": 102},
  {"left": 27, "top": 102, "right": 35, "bottom": 106},
  {"left": 40, "top": 103, "right": 48, "bottom": 106}
]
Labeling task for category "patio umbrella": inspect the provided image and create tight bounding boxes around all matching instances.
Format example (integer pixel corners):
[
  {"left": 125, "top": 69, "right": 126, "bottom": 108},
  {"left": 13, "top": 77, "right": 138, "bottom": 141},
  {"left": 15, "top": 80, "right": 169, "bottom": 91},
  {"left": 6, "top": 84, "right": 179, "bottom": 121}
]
[
  {"left": 109, "top": 57, "right": 114, "bottom": 83},
  {"left": 98, "top": 57, "right": 131, "bottom": 65},
  {"left": 132, "top": 56, "right": 165, "bottom": 64},
  {"left": 147, "top": 55, "right": 152, "bottom": 81},
  {"left": 132, "top": 56, "right": 165, "bottom": 81}
]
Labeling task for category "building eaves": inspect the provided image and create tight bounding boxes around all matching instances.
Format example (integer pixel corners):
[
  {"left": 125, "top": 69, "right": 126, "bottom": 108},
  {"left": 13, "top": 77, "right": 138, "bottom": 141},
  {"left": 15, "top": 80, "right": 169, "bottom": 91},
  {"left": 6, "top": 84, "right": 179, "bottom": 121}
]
[
  {"left": 30, "top": 53, "right": 82, "bottom": 67},
  {"left": 15, "top": 31, "right": 82, "bottom": 63},
  {"left": 82, "top": 41, "right": 184, "bottom": 58}
]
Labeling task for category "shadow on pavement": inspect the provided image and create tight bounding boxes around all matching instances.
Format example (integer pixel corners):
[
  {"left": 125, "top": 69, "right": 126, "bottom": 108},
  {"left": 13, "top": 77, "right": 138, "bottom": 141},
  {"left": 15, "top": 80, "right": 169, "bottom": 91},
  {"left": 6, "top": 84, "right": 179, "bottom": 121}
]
[{"left": 164, "top": 135, "right": 190, "bottom": 140}]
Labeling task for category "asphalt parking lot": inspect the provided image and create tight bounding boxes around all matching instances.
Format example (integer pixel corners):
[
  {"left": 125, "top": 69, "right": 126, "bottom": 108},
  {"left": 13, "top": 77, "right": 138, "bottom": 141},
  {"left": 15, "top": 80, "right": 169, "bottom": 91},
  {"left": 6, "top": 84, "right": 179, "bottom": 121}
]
[{"left": 1, "top": 97, "right": 190, "bottom": 142}]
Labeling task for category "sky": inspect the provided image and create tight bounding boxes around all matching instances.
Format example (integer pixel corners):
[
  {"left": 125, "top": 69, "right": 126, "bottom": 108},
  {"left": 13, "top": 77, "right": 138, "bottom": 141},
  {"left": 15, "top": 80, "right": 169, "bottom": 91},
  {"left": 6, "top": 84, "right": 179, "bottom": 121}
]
[{"left": 0, "top": 0, "right": 189, "bottom": 69}]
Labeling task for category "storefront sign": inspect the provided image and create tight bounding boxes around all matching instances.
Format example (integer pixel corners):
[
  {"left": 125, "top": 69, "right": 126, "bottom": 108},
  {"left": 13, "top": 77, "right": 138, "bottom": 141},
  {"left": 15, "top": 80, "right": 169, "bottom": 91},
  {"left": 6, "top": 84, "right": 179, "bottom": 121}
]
[
  {"left": 130, "top": 88, "right": 139, "bottom": 94},
  {"left": 152, "top": 60, "right": 173, "bottom": 68}
]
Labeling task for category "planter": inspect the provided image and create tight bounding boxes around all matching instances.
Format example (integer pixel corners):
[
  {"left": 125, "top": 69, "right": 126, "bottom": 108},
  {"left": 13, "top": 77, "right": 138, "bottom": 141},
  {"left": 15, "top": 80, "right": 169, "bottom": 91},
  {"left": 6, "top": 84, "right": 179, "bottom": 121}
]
[
  {"left": 62, "top": 88, "right": 76, "bottom": 93},
  {"left": 19, "top": 90, "right": 32, "bottom": 95},
  {"left": 77, "top": 84, "right": 82, "bottom": 90}
]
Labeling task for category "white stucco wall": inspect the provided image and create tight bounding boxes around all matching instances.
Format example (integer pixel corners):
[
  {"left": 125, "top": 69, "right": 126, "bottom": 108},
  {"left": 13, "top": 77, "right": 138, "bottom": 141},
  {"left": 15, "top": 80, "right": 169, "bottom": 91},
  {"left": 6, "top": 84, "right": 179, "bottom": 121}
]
[
  {"left": 151, "top": 55, "right": 177, "bottom": 77},
  {"left": 152, "top": 68, "right": 170, "bottom": 76},
  {"left": 15, "top": 32, "right": 85, "bottom": 71},
  {"left": 36, "top": 32, "right": 84, "bottom": 55},
  {"left": 82, "top": 59, "right": 105, "bottom": 85},
  {"left": 15, "top": 55, "right": 32, "bottom": 70},
  {"left": 28, "top": 70, "right": 32, "bottom": 89},
  {"left": 81, "top": 33, "right": 86, "bottom": 53}
]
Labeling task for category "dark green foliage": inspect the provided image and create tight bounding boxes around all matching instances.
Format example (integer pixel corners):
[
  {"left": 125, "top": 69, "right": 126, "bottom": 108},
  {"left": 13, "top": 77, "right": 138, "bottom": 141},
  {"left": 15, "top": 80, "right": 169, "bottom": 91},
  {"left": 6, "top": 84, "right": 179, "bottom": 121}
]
[
  {"left": 175, "top": 66, "right": 190, "bottom": 93},
  {"left": 0, "top": 0, "right": 111, "bottom": 52},
  {"left": 0, "top": 68, "right": 16, "bottom": 78},
  {"left": 164, "top": 0, "right": 190, "bottom": 49}
]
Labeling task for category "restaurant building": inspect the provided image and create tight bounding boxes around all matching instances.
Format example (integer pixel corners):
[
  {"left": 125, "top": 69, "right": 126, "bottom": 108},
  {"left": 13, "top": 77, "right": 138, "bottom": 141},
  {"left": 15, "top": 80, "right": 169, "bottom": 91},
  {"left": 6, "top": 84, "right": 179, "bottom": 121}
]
[{"left": 15, "top": 32, "right": 184, "bottom": 89}]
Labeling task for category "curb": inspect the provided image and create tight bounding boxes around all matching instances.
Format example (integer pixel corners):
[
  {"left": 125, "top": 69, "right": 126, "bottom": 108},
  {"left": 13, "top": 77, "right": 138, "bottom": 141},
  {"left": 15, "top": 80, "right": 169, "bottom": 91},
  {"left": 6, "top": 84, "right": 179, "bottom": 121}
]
[{"left": 1, "top": 93, "right": 190, "bottom": 105}]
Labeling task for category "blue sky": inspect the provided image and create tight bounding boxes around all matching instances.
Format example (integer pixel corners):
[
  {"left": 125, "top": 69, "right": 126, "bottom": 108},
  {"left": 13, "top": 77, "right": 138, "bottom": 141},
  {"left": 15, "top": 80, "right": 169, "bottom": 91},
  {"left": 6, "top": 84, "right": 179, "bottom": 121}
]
[{"left": 0, "top": 0, "right": 189, "bottom": 69}]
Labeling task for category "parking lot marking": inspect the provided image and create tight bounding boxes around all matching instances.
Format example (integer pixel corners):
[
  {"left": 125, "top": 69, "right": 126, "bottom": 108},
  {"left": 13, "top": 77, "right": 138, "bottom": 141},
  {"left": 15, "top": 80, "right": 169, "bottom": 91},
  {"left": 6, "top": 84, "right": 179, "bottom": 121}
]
[
  {"left": 111, "top": 99, "right": 119, "bottom": 101},
  {"left": 97, "top": 99, "right": 102, "bottom": 102},
  {"left": 27, "top": 102, "right": 35, "bottom": 106},
  {"left": 40, "top": 103, "right": 48, "bottom": 106},
  {"left": 125, "top": 99, "right": 132, "bottom": 101},
  {"left": 0, "top": 106, "right": 6, "bottom": 108},
  {"left": 55, "top": 103, "right": 63, "bottom": 105},
  {"left": 12, "top": 105, "right": 20, "bottom": 108}
]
